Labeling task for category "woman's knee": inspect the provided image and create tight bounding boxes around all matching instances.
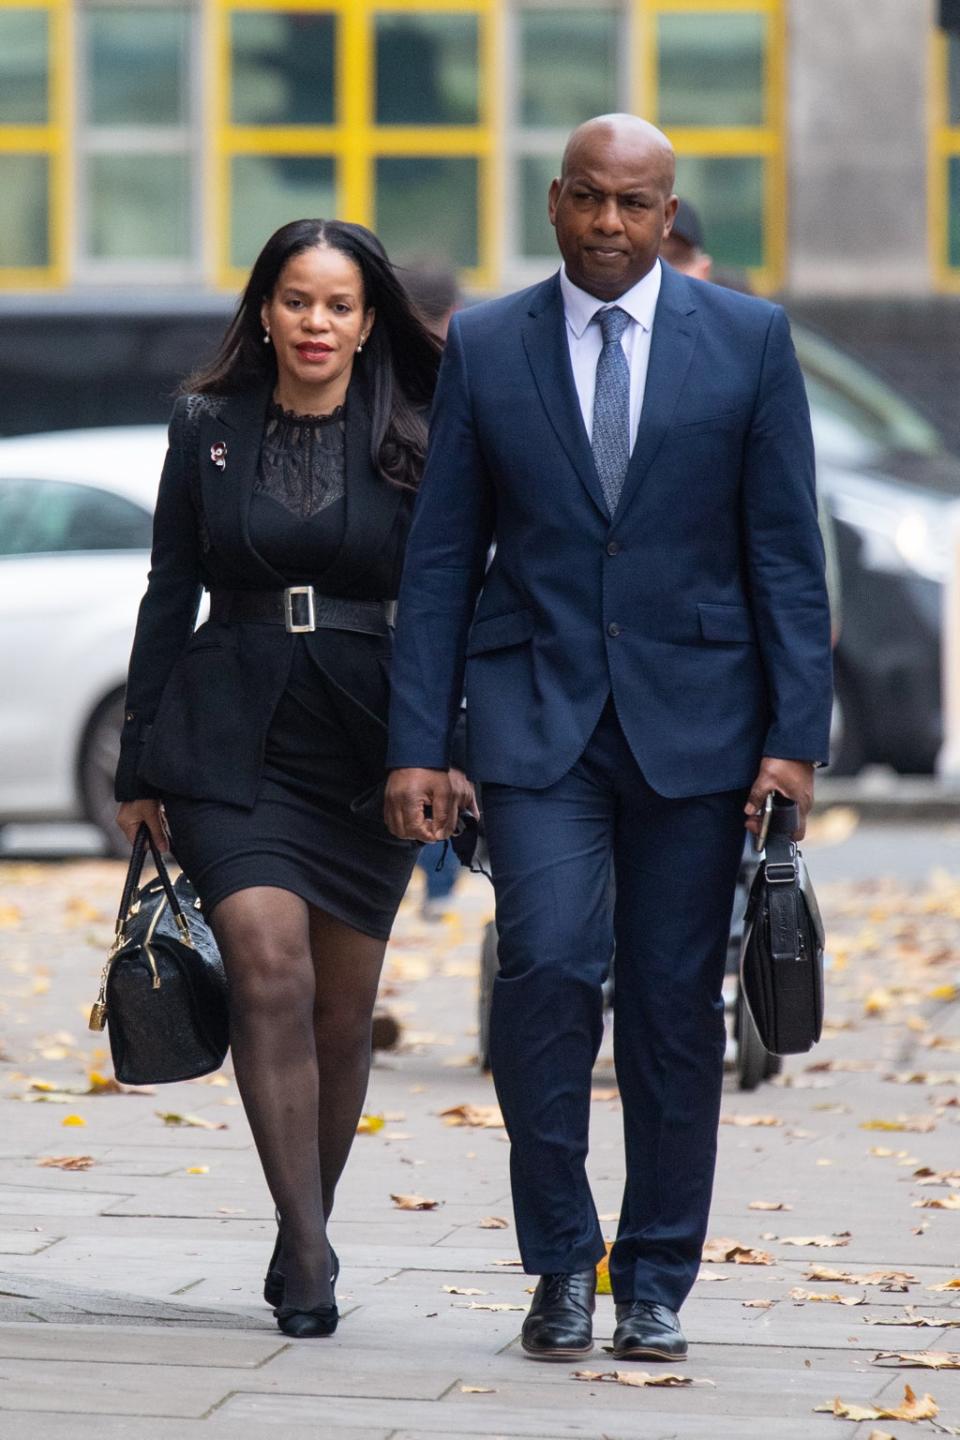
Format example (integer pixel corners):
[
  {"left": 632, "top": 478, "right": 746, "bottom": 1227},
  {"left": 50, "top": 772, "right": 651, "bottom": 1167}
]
[{"left": 224, "top": 938, "right": 315, "bottom": 1018}]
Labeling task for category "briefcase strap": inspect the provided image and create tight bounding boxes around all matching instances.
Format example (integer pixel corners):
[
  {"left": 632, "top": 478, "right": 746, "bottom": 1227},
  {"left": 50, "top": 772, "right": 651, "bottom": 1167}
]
[{"left": 765, "top": 828, "right": 801, "bottom": 962}]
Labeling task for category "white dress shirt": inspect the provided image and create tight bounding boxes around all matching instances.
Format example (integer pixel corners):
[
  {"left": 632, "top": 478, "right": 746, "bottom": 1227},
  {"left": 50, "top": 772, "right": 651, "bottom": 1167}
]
[{"left": 558, "top": 259, "right": 662, "bottom": 454}]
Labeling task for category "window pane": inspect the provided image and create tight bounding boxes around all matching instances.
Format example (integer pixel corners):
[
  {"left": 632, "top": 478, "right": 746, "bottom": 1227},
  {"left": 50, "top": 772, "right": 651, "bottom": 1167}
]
[
  {"left": 518, "top": 10, "right": 618, "bottom": 128},
  {"left": 375, "top": 14, "right": 478, "bottom": 125},
  {"left": 674, "top": 156, "right": 764, "bottom": 269},
  {"left": 375, "top": 157, "right": 478, "bottom": 268},
  {"left": 230, "top": 12, "right": 336, "bottom": 126},
  {"left": 519, "top": 153, "right": 560, "bottom": 258},
  {"left": 0, "top": 479, "right": 153, "bottom": 556},
  {"left": 950, "top": 34, "right": 960, "bottom": 126},
  {"left": 0, "top": 10, "right": 48, "bottom": 123},
  {"left": 230, "top": 155, "right": 336, "bottom": 269},
  {"left": 657, "top": 13, "right": 765, "bottom": 127},
  {"left": 950, "top": 158, "right": 960, "bottom": 269},
  {"left": 87, "top": 6, "right": 190, "bottom": 126},
  {"left": 0, "top": 155, "right": 49, "bottom": 267},
  {"left": 87, "top": 154, "right": 191, "bottom": 261}
]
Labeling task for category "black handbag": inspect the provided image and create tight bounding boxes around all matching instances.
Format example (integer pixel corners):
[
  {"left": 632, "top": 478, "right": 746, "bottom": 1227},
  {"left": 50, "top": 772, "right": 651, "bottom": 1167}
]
[
  {"left": 89, "top": 824, "right": 229, "bottom": 1084},
  {"left": 739, "top": 792, "right": 825, "bottom": 1055}
]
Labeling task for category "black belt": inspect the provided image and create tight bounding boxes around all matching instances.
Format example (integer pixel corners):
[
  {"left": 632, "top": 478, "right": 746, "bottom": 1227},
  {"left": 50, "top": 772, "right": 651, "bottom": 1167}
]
[{"left": 209, "top": 587, "right": 394, "bottom": 636}]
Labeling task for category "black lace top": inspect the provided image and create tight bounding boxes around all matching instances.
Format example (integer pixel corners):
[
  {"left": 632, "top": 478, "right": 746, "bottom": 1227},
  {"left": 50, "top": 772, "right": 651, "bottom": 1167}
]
[{"left": 250, "top": 401, "right": 347, "bottom": 579}]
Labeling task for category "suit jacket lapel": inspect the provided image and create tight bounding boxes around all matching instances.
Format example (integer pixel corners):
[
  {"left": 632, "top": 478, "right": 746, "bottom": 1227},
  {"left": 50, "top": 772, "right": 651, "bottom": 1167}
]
[
  {"left": 614, "top": 264, "right": 700, "bottom": 519},
  {"left": 198, "top": 383, "right": 286, "bottom": 584},
  {"left": 521, "top": 274, "right": 609, "bottom": 520},
  {"left": 314, "top": 379, "right": 405, "bottom": 593}
]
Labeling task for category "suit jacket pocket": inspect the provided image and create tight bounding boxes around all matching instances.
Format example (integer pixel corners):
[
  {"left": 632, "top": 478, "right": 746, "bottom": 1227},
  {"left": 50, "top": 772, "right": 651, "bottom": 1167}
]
[
  {"left": 698, "top": 602, "right": 756, "bottom": 644},
  {"left": 466, "top": 608, "right": 535, "bottom": 656}
]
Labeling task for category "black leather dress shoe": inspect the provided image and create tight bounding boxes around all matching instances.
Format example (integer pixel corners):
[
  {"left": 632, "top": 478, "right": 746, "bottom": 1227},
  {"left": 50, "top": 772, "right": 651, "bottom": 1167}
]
[
  {"left": 521, "top": 1269, "right": 596, "bottom": 1360},
  {"left": 611, "top": 1300, "right": 688, "bottom": 1361}
]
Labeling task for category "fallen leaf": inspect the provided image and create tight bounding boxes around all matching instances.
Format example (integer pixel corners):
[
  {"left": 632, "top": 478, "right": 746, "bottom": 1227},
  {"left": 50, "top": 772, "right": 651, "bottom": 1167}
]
[
  {"left": 864, "top": 1306, "right": 960, "bottom": 1328},
  {"left": 913, "top": 1167, "right": 960, "bottom": 1185},
  {"left": 443, "top": 1286, "right": 487, "bottom": 1296},
  {"left": 390, "top": 1193, "right": 440, "bottom": 1210},
  {"left": 596, "top": 1241, "right": 613, "bottom": 1296},
  {"left": 789, "top": 1287, "right": 865, "bottom": 1306},
  {"left": 873, "top": 1351, "right": 960, "bottom": 1370},
  {"left": 492, "top": 1258, "right": 522, "bottom": 1267},
  {"left": 814, "top": 1382, "right": 938, "bottom": 1421},
  {"left": 696, "top": 1268, "right": 728, "bottom": 1282},
  {"left": 460, "top": 1385, "right": 495, "bottom": 1393},
  {"left": 720, "top": 1114, "right": 782, "bottom": 1127},
  {"left": 61, "top": 1115, "right": 86, "bottom": 1127},
  {"left": 779, "top": 1234, "right": 851, "bottom": 1248},
  {"left": 866, "top": 1432, "right": 895, "bottom": 1440},
  {"left": 356, "top": 1113, "right": 385, "bottom": 1134},
  {"left": 155, "top": 1111, "right": 227, "bottom": 1130},
  {"left": 743, "top": 1298, "right": 774, "bottom": 1309},
  {"left": 806, "top": 1267, "right": 915, "bottom": 1288},
  {"left": 702, "top": 1237, "right": 774, "bottom": 1265},
  {"left": 913, "top": 1193, "right": 960, "bottom": 1210},
  {"left": 438, "top": 1103, "right": 504, "bottom": 1129},
  {"left": 571, "top": 1370, "right": 698, "bottom": 1388},
  {"left": 861, "top": 1117, "right": 936, "bottom": 1133},
  {"left": 0, "top": 903, "right": 23, "bottom": 927},
  {"left": 185, "top": 1165, "right": 209, "bottom": 1175},
  {"left": 591, "top": 1087, "right": 619, "bottom": 1101},
  {"left": 928, "top": 1277, "right": 960, "bottom": 1291},
  {"left": 749, "top": 1200, "right": 793, "bottom": 1211},
  {"left": 459, "top": 1302, "right": 526, "bottom": 1312},
  {"left": 478, "top": 1216, "right": 509, "bottom": 1229},
  {"left": 36, "top": 1155, "right": 95, "bottom": 1171}
]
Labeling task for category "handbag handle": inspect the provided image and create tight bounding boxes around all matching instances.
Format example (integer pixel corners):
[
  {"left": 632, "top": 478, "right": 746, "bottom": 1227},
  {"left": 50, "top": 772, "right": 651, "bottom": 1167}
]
[{"left": 112, "top": 823, "right": 194, "bottom": 951}]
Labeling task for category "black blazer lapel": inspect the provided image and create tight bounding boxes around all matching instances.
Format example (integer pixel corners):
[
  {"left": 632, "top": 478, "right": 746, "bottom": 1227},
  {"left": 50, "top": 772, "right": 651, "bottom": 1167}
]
[
  {"left": 614, "top": 264, "right": 701, "bottom": 519},
  {"left": 521, "top": 274, "right": 609, "bottom": 520},
  {"left": 198, "top": 383, "right": 286, "bottom": 584},
  {"left": 315, "top": 379, "right": 405, "bottom": 594}
]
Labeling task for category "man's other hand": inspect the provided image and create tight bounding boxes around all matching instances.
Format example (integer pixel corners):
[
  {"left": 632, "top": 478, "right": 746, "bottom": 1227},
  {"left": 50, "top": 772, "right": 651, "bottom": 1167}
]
[
  {"left": 385, "top": 767, "right": 456, "bottom": 842},
  {"left": 744, "top": 758, "right": 815, "bottom": 841}
]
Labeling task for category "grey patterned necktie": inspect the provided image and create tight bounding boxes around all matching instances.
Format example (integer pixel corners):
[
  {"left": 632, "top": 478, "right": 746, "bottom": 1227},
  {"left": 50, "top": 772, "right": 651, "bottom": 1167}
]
[{"left": 591, "top": 305, "right": 631, "bottom": 515}]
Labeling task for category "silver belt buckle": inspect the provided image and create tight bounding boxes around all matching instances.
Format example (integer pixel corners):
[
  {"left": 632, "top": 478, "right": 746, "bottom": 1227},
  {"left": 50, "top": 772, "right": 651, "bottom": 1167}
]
[{"left": 283, "top": 585, "right": 316, "bottom": 633}]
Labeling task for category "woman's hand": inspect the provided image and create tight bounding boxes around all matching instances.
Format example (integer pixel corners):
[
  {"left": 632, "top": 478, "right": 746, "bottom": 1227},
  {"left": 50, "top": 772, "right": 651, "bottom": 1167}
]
[{"left": 116, "top": 798, "right": 170, "bottom": 855}]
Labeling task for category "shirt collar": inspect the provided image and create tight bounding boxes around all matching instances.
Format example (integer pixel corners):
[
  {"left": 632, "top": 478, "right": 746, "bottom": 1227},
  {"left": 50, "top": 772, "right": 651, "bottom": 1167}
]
[{"left": 559, "top": 259, "right": 662, "bottom": 340}]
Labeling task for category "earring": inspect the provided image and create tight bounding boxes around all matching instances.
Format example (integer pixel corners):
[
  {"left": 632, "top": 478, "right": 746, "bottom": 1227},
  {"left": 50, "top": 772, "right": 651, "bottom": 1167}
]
[
  {"left": 356, "top": 340, "right": 364, "bottom": 353},
  {"left": 263, "top": 329, "right": 271, "bottom": 345}
]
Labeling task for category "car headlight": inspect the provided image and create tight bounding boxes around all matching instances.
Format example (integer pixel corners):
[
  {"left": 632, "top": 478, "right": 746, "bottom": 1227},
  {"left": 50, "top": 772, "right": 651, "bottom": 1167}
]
[{"left": 825, "top": 478, "right": 955, "bottom": 585}]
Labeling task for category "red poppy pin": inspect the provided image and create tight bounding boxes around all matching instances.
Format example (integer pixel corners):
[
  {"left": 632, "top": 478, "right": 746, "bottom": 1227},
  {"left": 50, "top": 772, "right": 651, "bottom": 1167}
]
[{"left": 210, "top": 441, "right": 228, "bottom": 471}]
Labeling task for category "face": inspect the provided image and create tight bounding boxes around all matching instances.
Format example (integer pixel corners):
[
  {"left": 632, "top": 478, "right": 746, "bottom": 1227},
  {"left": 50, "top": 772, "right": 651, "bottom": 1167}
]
[
  {"left": 549, "top": 130, "right": 678, "bottom": 300},
  {"left": 660, "top": 232, "right": 713, "bottom": 281},
  {"left": 260, "top": 245, "right": 374, "bottom": 397}
]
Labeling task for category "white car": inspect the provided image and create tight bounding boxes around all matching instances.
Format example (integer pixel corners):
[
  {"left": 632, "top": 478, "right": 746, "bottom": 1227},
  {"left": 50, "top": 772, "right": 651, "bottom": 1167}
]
[{"left": 0, "top": 426, "right": 169, "bottom": 854}]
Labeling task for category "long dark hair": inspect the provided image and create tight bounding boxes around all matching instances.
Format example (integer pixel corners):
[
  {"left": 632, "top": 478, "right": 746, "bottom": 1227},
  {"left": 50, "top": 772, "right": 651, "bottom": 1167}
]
[{"left": 185, "top": 219, "right": 442, "bottom": 490}]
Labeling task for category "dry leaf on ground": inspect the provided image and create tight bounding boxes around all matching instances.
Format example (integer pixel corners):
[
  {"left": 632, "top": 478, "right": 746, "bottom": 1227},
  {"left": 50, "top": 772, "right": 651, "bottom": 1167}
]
[
  {"left": 36, "top": 1155, "right": 95, "bottom": 1170},
  {"left": 390, "top": 1193, "right": 440, "bottom": 1211},
  {"left": 864, "top": 1306, "right": 960, "bottom": 1328},
  {"left": 749, "top": 1200, "right": 792, "bottom": 1211},
  {"left": 459, "top": 1302, "right": 526, "bottom": 1312},
  {"left": 591, "top": 1087, "right": 619, "bottom": 1101},
  {"left": 438, "top": 1103, "right": 504, "bottom": 1129},
  {"left": 460, "top": 1385, "right": 494, "bottom": 1393},
  {"left": 913, "top": 1193, "right": 960, "bottom": 1210},
  {"left": 702, "top": 1237, "right": 774, "bottom": 1265},
  {"left": 572, "top": 1370, "right": 698, "bottom": 1388},
  {"left": 779, "top": 1233, "right": 851, "bottom": 1248},
  {"left": 807, "top": 1266, "right": 914, "bottom": 1288},
  {"left": 356, "top": 1113, "right": 384, "bottom": 1134},
  {"left": 443, "top": 1286, "right": 486, "bottom": 1296},
  {"left": 61, "top": 1115, "right": 85, "bottom": 1127},
  {"left": 720, "top": 1114, "right": 782, "bottom": 1127},
  {"left": 913, "top": 1167, "right": 960, "bottom": 1185},
  {"left": 478, "top": 1216, "right": 509, "bottom": 1229},
  {"left": 928, "top": 1277, "right": 960, "bottom": 1291},
  {"left": 789, "top": 1288, "right": 865, "bottom": 1306},
  {"left": 873, "top": 1351, "right": 960, "bottom": 1370},
  {"left": 743, "top": 1299, "right": 774, "bottom": 1309},
  {"left": 814, "top": 1383, "right": 938, "bottom": 1422},
  {"left": 861, "top": 1117, "right": 936, "bottom": 1134},
  {"left": 155, "top": 1111, "right": 227, "bottom": 1130}
]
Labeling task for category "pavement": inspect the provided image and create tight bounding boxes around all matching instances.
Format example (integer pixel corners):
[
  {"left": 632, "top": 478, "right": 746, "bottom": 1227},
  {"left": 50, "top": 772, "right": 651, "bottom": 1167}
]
[{"left": 1, "top": 815, "right": 960, "bottom": 1440}]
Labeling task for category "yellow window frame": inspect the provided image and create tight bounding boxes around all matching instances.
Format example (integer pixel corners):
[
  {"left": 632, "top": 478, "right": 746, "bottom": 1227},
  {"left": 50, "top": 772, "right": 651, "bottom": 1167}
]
[
  {"left": 0, "top": 0, "right": 71, "bottom": 289},
  {"left": 930, "top": 27, "right": 960, "bottom": 293},
  {"left": 640, "top": 0, "right": 785, "bottom": 294},
  {"left": 212, "top": 0, "right": 499, "bottom": 292}
]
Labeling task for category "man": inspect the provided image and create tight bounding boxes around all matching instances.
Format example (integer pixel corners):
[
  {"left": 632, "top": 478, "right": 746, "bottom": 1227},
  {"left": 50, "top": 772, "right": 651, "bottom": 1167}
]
[
  {"left": 659, "top": 196, "right": 713, "bottom": 280},
  {"left": 385, "top": 115, "right": 832, "bottom": 1363}
]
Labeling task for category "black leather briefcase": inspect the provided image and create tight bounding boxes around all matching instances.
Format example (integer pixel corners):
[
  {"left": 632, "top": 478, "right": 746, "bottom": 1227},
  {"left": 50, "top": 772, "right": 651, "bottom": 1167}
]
[{"left": 739, "top": 793, "right": 825, "bottom": 1056}]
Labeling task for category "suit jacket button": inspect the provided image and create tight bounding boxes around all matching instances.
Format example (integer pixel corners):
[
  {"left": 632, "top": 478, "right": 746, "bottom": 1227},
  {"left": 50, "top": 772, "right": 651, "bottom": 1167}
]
[
  {"left": 606, "top": 540, "right": 621, "bottom": 556},
  {"left": 607, "top": 622, "right": 621, "bottom": 637}
]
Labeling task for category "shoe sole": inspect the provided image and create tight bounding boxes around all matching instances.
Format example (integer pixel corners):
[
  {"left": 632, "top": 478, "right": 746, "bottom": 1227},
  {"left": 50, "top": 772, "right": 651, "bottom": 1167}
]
[
  {"left": 610, "top": 1345, "right": 688, "bottom": 1362},
  {"left": 521, "top": 1341, "right": 595, "bottom": 1362}
]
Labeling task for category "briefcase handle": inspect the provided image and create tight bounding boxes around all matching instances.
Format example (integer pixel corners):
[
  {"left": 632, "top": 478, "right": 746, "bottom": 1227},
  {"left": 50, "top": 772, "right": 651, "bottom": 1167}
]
[
  {"left": 113, "top": 823, "right": 193, "bottom": 952},
  {"left": 754, "top": 791, "right": 800, "bottom": 856}
]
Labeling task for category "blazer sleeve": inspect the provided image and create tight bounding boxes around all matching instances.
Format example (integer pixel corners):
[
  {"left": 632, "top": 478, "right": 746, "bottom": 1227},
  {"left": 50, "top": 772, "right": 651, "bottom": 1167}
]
[
  {"left": 740, "top": 306, "right": 833, "bottom": 764},
  {"left": 115, "top": 398, "right": 204, "bottom": 800},
  {"left": 386, "top": 314, "right": 494, "bottom": 771}
]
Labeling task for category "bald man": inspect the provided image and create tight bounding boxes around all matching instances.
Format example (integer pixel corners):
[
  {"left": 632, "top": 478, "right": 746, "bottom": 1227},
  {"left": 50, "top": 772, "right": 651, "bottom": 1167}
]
[{"left": 386, "top": 116, "right": 831, "bottom": 1362}]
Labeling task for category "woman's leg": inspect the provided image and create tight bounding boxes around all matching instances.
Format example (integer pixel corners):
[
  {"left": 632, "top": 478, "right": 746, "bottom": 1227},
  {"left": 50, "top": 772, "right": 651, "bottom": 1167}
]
[
  {"left": 307, "top": 907, "right": 388, "bottom": 1219},
  {"left": 209, "top": 886, "right": 333, "bottom": 1310}
]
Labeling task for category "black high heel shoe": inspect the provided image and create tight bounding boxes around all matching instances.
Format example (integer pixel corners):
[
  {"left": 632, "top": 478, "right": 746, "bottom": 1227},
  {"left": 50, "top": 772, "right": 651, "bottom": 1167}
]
[
  {"left": 273, "top": 1246, "right": 340, "bottom": 1338},
  {"left": 263, "top": 1212, "right": 284, "bottom": 1308}
]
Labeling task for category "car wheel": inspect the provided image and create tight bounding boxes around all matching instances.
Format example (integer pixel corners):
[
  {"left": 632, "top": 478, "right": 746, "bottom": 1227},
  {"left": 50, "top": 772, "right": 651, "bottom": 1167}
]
[
  {"left": 79, "top": 690, "right": 127, "bottom": 858},
  {"left": 828, "top": 660, "right": 867, "bottom": 776}
]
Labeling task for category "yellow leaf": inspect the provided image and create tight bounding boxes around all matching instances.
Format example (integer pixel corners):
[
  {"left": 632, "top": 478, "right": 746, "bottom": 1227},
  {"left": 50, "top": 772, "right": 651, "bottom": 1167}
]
[
  {"left": 61, "top": 1114, "right": 86, "bottom": 1127},
  {"left": 928, "top": 1277, "right": 960, "bottom": 1291},
  {"left": 864, "top": 988, "right": 893, "bottom": 1016},
  {"left": 390, "top": 1193, "right": 440, "bottom": 1210},
  {"left": 0, "top": 904, "right": 23, "bottom": 927},
  {"left": 814, "top": 1383, "right": 938, "bottom": 1421},
  {"left": 155, "top": 1111, "right": 227, "bottom": 1130},
  {"left": 186, "top": 1165, "right": 209, "bottom": 1175},
  {"left": 28, "top": 1079, "right": 58, "bottom": 1092},
  {"left": 861, "top": 1116, "right": 936, "bottom": 1133},
  {"left": 929, "top": 983, "right": 958, "bottom": 1002},
  {"left": 438, "top": 1103, "right": 505, "bottom": 1129},
  {"left": 86, "top": 1072, "right": 125, "bottom": 1094},
  {"left": 356, "top": 1113, "right": 385, "bottom": 1134},
  {"left": 596, "top": 1240, "right": 613, "bottom": 1295}
]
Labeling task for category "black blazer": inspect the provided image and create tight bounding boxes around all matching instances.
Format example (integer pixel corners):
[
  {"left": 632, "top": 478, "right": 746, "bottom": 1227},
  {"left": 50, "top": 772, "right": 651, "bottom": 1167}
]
[{"left": 115, "top": 379, "right": 413, "bottom": 805}]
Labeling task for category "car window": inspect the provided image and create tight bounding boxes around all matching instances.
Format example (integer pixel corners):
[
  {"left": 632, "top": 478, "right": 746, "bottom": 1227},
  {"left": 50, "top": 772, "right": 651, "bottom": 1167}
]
[{"left": 0, "top": 477, "right": 153, "bottom": 556}]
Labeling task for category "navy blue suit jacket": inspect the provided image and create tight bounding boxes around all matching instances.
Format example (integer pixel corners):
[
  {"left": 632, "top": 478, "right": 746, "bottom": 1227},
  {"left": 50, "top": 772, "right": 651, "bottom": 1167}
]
[{"left": 387, "top": 263, "right": 832, "bottom": 798}]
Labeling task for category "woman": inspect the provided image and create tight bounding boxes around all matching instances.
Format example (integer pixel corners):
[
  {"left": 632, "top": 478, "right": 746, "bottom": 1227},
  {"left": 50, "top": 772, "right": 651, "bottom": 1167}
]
[{"left": 115, "top": 219, "right": 475, "bottom": 1338}]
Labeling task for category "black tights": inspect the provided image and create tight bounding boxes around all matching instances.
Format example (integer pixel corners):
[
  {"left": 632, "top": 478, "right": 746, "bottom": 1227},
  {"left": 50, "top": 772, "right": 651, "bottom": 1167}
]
[{"left": 210, "top": 886, "right": 386, "bottom": 1310}]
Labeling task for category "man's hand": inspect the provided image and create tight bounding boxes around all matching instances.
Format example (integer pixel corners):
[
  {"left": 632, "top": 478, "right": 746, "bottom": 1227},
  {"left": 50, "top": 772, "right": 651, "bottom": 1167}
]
[
  {"left": 744, "top": 758, "right": 815, "bottom": 841},
  {"left": 385, "top": 767, "right": 476, "bottom": 842}
]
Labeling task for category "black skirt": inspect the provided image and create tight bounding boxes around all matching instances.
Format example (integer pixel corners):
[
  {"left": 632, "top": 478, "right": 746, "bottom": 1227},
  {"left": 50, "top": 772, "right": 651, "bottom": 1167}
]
[{"left": 163, "top": 641, "right": 417, "bottom": 941}]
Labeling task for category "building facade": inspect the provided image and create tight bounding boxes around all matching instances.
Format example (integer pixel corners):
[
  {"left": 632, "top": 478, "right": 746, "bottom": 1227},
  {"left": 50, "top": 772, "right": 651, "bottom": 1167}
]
[{"left": 0, "top": 0, "right": 956, "bottom": 302}]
